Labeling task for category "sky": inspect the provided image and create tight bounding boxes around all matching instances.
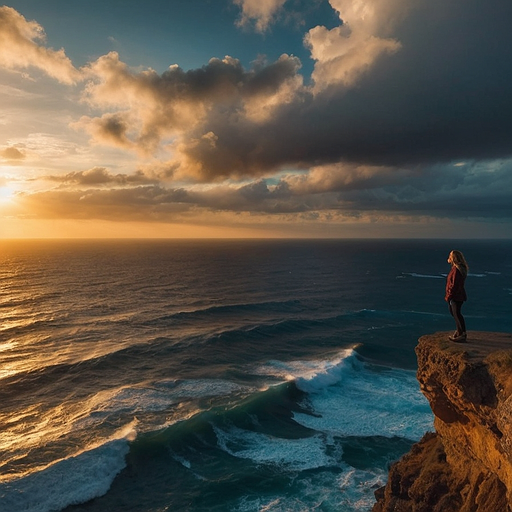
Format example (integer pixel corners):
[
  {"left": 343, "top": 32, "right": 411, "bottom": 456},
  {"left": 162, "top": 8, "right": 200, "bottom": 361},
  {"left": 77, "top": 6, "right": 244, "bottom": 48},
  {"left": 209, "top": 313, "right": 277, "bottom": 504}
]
[{"left": 1, "top": 0, "right": 512, "bottom": 239}]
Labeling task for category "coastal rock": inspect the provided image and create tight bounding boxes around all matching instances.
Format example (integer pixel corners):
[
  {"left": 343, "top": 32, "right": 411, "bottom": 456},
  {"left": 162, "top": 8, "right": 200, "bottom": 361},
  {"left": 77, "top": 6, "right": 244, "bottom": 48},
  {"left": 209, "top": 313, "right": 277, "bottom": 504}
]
[{"left": 372, "top": 331, "right": 512, "bottom": 512}]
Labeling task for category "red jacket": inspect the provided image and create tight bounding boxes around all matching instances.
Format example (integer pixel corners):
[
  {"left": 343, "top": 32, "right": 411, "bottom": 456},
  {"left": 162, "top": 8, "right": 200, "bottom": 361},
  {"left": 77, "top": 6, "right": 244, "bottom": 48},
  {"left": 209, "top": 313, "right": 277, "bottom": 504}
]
[{"left": 445, "top": 266, "right": 467, "bottom": 302}]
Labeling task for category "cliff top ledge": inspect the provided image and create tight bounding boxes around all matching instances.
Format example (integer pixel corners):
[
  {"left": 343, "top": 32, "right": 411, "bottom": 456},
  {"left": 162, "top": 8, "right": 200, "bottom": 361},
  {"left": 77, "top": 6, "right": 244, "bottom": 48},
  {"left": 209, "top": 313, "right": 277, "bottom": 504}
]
[
  {"left": 419, "top": 330, "right": 512, "bottom": 362},
  {"left": 417, "top": 331, "right": 512, "bottom": 413}
]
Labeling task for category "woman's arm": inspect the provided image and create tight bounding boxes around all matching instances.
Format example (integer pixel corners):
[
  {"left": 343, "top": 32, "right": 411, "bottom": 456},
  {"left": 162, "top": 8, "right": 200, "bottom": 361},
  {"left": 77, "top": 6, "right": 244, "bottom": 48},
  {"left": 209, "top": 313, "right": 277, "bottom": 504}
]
[{"left": 445, "top": 267, "right": 456, "bottom": 301}]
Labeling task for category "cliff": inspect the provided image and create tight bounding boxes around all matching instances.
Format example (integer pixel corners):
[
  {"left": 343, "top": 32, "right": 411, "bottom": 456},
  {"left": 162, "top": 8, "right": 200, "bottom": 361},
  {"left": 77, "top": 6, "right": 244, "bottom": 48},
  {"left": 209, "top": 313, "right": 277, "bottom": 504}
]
[{"left": 373, "top": 331, "right": 512, "bottom": 512}]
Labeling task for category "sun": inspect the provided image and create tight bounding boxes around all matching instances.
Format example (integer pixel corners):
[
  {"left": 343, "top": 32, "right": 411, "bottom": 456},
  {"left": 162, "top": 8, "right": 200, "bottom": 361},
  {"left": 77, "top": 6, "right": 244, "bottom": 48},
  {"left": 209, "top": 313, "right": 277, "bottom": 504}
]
[{"left": 0, "top": 184, "right": 16, "bottom": 205}]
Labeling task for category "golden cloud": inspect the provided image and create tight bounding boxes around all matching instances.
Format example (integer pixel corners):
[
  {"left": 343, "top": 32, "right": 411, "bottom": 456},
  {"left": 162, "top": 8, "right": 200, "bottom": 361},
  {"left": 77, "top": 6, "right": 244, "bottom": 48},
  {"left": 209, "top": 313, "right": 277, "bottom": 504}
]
[
  {"left": 77, "top": 52, "right": 303, "bottom": 177},
  {"left": 283, "top": 163, "right": 411, "bottom": 194},
  {"left": 44, "top": 167, "right": 157, "bottom": 186},
  {"left": 305, "top": 0, "right": 405, "bottom": 91},
  {"left": 233, "top": 0, "right": 288, "bottom": 33},
  {"left": 0, "top": 6, "right": 80, "bottom": 84},
  {"left": 1, "top": 146, "right": 26, "bottom": 160}
]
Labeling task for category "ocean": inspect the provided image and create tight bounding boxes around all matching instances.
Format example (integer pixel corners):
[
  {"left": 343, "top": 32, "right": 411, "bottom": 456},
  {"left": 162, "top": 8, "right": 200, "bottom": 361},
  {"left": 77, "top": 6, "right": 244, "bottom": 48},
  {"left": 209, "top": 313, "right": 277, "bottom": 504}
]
[{"left": 1, "top": 239, "right": 511, "bottom": 512}]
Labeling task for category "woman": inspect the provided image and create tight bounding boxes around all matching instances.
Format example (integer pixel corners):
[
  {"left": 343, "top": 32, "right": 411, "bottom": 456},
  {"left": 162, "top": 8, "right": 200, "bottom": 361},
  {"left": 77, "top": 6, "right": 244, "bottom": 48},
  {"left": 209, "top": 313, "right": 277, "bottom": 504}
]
[{"left": 445, "top": 250, "right": 468, "bottom": 342}]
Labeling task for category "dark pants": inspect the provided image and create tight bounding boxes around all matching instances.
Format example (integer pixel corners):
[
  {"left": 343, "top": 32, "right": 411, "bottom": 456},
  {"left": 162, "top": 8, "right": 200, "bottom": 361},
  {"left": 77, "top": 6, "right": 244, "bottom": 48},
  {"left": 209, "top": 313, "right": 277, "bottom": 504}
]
[{"left": 449, "top": 300, "right": 466, "bottom": 334}]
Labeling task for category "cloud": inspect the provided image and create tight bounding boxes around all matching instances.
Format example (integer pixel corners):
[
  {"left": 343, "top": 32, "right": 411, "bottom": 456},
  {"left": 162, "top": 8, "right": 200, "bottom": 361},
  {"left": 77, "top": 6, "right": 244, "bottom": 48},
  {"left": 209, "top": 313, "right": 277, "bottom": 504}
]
[
  {"left": 73, "top": 112, "right": 135, "bottom": 151},
  {"left": 70, "top": 0, "right": 512, "bottom": 185},
  {"left": 0, "top": 6, "right": 80, "bottom": 84},
  {"left": 1, "top": 146, "right": 25, "bottom": 160},
  {"left": 9, "top": 158, "right": 512, "bottom": 226},
  {"left": 325, "top": 160, "right": 512, "bottom": 219},
  {"left": 44, "top": 167, "right": 157, "bottom": 186},
  {"left": 9, "top": 133, "right": 82, "bottom": 160},
  {"left": 7, "top": 1, "right": 512, "bottom": 185},
  {"left": 77, "top": 52, "right": 303, "bottom": 172},
  {"left": 305, "top": 0, "right": 405, "bottom": 91},
  {"left": 171, "top": 0, "right": 512, "bottom": 178},
  {"left": 13, "top": 185, "right": 192, "bottom": 221},
  {"left": 233, "top": 0, "right": 288, "bottom": 32},
  {"left": 282, "top": 163, "right": 411, "bottom": 194}
]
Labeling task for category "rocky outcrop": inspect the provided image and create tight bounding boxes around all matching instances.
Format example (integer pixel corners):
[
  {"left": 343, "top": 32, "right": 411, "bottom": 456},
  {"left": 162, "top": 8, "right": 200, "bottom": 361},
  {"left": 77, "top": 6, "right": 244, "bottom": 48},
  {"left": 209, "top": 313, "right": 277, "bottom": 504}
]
[{"left": 373, "top": 331, "right": 512, "bottom": 512}]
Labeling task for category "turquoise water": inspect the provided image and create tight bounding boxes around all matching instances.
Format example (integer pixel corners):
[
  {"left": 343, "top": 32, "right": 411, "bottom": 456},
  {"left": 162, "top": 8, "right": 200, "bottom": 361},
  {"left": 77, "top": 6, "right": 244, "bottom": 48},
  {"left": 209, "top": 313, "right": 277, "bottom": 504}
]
[{"left": 1, "top": 239, "right": 511, "bottom": 511}]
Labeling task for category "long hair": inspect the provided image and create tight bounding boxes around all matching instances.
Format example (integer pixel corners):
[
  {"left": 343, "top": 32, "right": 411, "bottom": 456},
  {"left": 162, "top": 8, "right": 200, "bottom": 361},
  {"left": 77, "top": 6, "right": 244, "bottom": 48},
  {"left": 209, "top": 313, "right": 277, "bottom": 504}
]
[{"left": 451, "top": 250, "right": 469, "bottom": 277}]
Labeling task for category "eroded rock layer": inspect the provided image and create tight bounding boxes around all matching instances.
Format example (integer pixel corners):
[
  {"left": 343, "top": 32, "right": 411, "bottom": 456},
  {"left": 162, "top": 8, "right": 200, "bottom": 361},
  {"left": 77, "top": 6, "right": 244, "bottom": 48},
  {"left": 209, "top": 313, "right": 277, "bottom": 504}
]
[{"left": 373, "top": 331, "right": 512, "bottom": 512}]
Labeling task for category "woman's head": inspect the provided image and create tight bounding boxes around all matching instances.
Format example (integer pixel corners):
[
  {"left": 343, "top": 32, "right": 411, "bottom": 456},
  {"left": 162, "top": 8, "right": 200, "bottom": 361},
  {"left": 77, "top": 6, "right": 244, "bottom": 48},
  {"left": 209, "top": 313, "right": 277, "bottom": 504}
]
[{"left": 448, "top": 250, "right": 468, "bottom": 274}]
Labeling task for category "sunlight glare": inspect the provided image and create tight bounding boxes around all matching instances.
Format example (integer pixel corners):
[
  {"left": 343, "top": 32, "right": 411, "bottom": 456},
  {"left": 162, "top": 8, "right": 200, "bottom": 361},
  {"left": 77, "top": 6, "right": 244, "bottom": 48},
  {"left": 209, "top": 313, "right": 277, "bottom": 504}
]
[{"left": 0, "top": 184, "right": 15, "bottom": 204}]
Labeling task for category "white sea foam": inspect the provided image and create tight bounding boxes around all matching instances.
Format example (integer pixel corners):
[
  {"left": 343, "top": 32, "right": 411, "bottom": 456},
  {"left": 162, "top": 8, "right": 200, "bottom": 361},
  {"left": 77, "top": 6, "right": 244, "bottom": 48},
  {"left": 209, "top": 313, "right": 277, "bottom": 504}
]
[
  {"left": 258, "top": 351, "right": 433, "bottom": 440},
  {"left": 74, "top": 379, "right": 249, "bottom": 432},
  {"left": 0, "top": 431, "right": 133, "bottom": 512},
  {"left": 255, "top": 348, "right": 356, "bottom": 390},
  {"left": 297, "top": 363, "right": 432, "bottom": 440},
  {"left": 336, "top": 468, "right": 387, "bottom": 510},
  {"left": 214, "top": 418, "right": 386, "bottom": 512},
  {"left": 213, "top": 424, "right": 335, "bottom": 471},
  {"left": 401, "top": 272, "right": 444, "bottom": 279}
]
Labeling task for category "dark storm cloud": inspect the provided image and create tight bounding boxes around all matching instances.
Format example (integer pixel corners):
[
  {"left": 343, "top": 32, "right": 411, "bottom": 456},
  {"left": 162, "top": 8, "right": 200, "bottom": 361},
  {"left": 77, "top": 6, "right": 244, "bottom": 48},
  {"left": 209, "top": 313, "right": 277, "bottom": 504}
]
[
  {"left": 79, "top": 52, "right": 302, "bottom": 158},
  {"left": 4, "top": 1, "right": 512, "bottom": 178},
  {"left": 301, "top": 0, "right": 512, "bottom": 167},
  {"left": 89, "top": 113, "right": 132, "bottom": 149},
  {"left": 327, "top": 161, "right": 512, "bottom": 219},
  {"left": 186, "top": 0, "right": 512, "bottom": 175}
]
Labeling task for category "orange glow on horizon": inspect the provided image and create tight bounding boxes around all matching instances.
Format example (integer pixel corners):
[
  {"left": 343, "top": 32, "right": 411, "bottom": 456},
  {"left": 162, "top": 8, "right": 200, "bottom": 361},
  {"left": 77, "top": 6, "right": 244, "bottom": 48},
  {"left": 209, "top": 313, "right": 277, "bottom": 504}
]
[{"left": 0, "top": 218, "right": 288, "bottom": 239}]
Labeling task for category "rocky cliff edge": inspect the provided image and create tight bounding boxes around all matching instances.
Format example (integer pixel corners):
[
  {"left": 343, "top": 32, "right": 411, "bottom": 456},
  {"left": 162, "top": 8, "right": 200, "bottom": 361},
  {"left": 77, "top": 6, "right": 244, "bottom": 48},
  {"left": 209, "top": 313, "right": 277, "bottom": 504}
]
[{"left": 373, "top": 331, "right": 512, "bottom": 512}]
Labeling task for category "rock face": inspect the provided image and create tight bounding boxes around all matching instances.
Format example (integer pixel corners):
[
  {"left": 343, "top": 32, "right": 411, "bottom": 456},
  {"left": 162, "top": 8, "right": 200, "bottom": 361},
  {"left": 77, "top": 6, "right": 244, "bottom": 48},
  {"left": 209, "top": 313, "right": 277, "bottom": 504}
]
[{"left": 373, "top": 331, "right": 512, "bottom": 512}]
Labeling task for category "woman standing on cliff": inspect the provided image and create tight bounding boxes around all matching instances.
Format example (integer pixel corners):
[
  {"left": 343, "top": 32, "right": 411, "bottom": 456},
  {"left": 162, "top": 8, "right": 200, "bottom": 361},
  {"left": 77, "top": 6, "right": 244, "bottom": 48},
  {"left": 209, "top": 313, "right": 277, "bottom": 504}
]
[{"left": 446, "top": 250, "right": 468, "bottom": 342}]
